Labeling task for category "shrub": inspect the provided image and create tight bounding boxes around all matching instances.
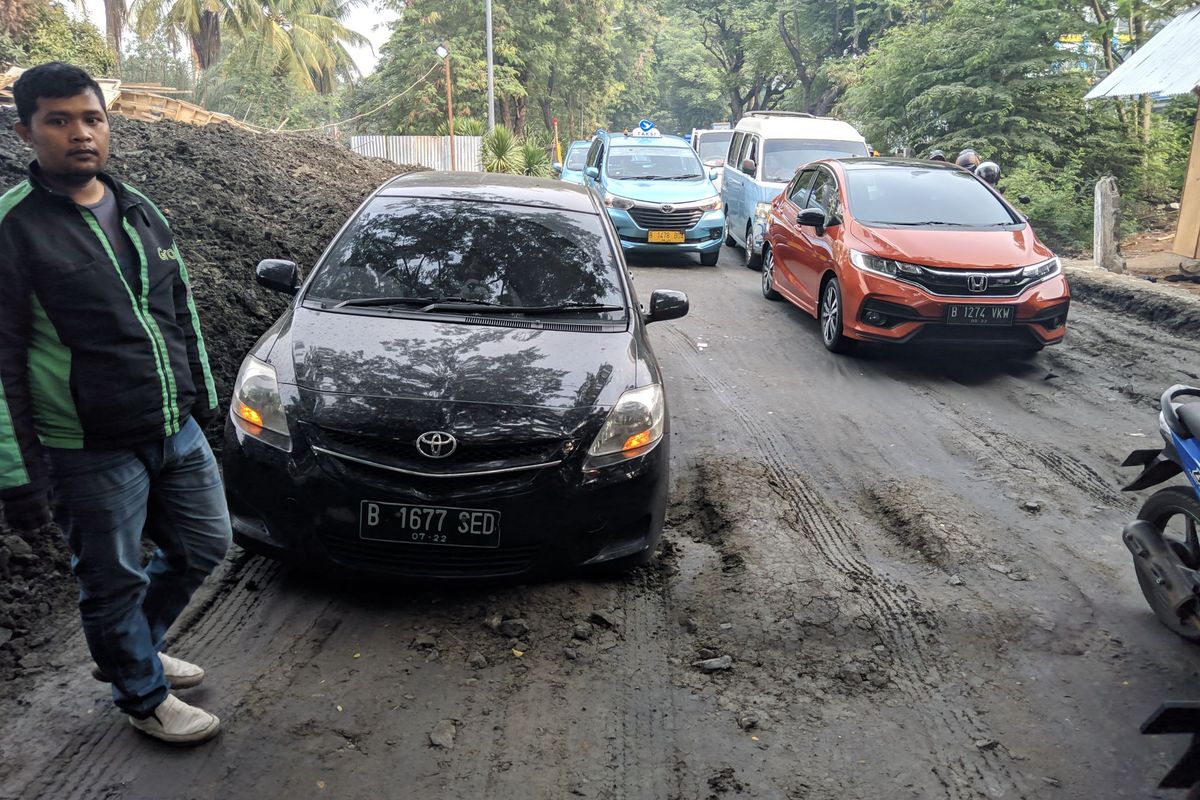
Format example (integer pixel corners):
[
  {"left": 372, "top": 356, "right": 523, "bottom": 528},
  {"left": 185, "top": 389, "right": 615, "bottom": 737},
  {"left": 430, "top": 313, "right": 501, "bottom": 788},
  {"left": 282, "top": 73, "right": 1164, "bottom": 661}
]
[{"left": 482, "top": 124, "right": 523, "bottom": 173}]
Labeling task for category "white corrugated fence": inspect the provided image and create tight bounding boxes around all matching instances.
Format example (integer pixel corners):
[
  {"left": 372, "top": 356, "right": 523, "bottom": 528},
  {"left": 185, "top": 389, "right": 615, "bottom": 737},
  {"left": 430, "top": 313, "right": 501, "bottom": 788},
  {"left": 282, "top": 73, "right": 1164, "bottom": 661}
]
[{"left": 350, "top": 135, "right": 484, "bottom": 171}]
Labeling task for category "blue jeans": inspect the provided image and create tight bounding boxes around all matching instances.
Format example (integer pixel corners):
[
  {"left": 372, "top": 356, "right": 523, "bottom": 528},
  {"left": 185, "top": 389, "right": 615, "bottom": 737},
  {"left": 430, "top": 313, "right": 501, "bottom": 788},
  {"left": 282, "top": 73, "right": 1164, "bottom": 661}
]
[{"left": 47, "top": 417, "right": 231, "bottom": 717}]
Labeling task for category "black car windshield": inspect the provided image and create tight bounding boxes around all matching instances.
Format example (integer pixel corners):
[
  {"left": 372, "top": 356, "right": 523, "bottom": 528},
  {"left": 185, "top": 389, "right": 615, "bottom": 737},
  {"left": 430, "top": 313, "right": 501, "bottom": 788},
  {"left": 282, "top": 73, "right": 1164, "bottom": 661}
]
[
  {"left": 696, "top": 132, "right": 733, "bottom": 163},
  {"left": 606, "top": 145, "right": 704, "bottom": 180},
  {"left": 306, "top": 198, "right": 626, "bottom": 318},
  {"left": 761, "top": 139, "right": 869, "bottom": 183},
  {"left": 845, "top": 167, "right": 1019, "bottom": 227},
  {"left": 565, "top": 147, "right": 587, "bottom": 170}
]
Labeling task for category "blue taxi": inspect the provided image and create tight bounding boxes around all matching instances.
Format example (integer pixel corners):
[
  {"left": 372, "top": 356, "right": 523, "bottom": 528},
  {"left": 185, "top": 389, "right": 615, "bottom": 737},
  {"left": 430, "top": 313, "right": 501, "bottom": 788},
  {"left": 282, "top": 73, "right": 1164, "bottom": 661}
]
[
  {"left": 582, "top": 122, "right": 725, "bottom": 266},
  {"left": 552, "top": 140, "right": 590, "bottom": 185}
]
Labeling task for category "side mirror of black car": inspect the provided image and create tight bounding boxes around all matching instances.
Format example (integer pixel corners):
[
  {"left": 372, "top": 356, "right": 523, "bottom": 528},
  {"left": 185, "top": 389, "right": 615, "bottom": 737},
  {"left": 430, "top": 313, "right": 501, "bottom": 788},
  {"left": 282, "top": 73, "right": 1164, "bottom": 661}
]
[
  {"left": 741, "top": 158, "right": 756, "bottom": 176},
  {"left": 796, "top": 209, "right": 826, "bottom": 227},
  {"left": 256, "top": 259, "right": 299, "bottom": 295},
  {"left": 646, "top": 289, "right": 689, "bottom": 324},
  {"left": 1018, "top": 194, "right": 1032, "bottom": 205}
]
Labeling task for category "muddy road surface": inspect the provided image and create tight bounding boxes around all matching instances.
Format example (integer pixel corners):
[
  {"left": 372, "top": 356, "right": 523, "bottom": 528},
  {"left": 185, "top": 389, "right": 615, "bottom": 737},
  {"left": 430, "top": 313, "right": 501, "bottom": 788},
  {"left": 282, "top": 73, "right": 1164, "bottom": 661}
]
[{"left": 3, "top": 248, "right": 1200, "bottom": 799}]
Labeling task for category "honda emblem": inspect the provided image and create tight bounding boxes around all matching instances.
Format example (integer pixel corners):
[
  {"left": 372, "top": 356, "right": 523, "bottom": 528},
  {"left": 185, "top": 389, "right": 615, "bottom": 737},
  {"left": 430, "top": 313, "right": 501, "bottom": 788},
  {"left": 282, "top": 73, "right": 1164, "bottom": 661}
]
[
  {"left": 416, "top": 431, "right": 457, "bottom": 459},
  {"left": 967, "top": 274, "right": 988, "bottom": 293}
]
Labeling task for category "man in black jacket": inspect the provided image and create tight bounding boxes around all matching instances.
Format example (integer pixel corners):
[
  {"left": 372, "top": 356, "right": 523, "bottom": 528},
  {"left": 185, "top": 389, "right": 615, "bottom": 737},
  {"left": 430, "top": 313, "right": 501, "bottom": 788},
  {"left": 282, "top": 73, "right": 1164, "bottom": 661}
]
[{"left": 0, "top": 62, "right": 229, "bottom": 745}]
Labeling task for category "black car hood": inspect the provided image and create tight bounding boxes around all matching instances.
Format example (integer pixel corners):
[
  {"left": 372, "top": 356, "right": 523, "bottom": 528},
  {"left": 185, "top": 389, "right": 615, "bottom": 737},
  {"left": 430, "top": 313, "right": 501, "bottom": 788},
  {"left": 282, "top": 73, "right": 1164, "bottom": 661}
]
[{"left": 271, "top": 307, "right": 646, "bottom": 442}]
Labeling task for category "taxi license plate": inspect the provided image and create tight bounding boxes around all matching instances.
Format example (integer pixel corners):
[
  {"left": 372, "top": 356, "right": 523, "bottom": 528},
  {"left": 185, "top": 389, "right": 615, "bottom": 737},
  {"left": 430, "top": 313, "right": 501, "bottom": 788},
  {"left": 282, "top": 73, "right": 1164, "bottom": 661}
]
[
  {"left": 359, "top": 501, "right": 500, "bottom": 548},
  {"left": 946, "top": 304, "right": 1015, "bottom": 326},
  {"left": 648, "top": 230, "right": 685, "bottom": 244}
]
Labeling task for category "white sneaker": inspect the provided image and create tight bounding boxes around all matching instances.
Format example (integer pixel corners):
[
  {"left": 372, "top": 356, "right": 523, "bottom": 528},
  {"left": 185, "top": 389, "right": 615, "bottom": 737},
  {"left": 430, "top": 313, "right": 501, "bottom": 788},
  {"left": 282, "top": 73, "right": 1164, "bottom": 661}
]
[
  {"left": 129, "top": 694, "right": 220, "bottom": 745},
  {"left": 158, "top": 653, "right": 205, "bottom": 689},
  {"left": 93, "top": 652, "right": 205, "bottom": 689}
]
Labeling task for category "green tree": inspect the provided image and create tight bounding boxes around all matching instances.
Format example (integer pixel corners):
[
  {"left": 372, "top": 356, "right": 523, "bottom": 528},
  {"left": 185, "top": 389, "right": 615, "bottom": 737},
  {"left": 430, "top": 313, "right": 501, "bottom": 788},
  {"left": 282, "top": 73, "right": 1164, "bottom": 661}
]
[
  {"left": 838, "top": 0, "right": 1090, "bottom": 164},
  {"left": 8, "top": 2, "right": 116, "bottom": 75}
]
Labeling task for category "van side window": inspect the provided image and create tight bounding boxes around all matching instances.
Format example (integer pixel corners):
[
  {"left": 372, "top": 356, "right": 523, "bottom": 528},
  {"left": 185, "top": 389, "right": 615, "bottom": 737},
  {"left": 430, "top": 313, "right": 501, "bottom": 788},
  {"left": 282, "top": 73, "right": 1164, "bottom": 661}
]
[
  {"left": 788, "top": 169, "right": 817, "bottom": 206},
  {"left": 727, "top": 132, "right": 745, "bottom": 167}
]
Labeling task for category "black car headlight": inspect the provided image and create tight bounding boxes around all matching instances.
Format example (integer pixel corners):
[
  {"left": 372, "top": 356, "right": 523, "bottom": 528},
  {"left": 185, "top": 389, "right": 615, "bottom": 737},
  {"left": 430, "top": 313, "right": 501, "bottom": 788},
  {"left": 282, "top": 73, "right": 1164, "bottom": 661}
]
[
  {"left": 230, "top": 355, "right": 292, "bottom": 452},
  {"left": 584, "top": 385, "right": 664, "bottom": 469}
]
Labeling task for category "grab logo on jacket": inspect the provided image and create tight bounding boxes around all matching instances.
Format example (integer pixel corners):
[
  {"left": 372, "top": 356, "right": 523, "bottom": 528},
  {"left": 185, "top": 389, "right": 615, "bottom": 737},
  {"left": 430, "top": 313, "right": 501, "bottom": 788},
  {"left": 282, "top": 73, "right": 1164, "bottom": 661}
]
[{"left": 158, "top": 246, "right": 178, "bottom": 262}]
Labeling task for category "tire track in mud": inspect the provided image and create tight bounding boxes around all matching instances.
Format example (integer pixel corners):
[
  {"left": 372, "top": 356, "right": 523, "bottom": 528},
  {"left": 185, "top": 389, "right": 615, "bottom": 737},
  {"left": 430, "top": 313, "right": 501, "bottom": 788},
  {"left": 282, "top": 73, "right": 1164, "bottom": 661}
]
[
  {"left": 17, "top": 553, "right": 302, "bottom": 800},
  {"left": 660, "top": 324, "right": 1031, "bottom": 799}
]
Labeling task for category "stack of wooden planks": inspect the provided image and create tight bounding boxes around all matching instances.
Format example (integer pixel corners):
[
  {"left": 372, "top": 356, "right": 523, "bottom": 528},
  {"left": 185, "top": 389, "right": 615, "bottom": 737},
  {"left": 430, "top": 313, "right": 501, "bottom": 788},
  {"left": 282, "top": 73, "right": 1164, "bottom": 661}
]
[{"left": 0, "top": 66, "right": 254, "bottom": 132}]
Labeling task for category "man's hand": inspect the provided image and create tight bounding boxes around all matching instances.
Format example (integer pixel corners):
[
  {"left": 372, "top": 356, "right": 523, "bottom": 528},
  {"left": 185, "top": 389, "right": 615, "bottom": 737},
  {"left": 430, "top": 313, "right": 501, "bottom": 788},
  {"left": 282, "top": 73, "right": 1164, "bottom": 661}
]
[
  {"left": 191, "top": 403, "right": 219, "bottom": 429},
  {"left": 1, "top": 491, "right": 53, "bottom": 533}
]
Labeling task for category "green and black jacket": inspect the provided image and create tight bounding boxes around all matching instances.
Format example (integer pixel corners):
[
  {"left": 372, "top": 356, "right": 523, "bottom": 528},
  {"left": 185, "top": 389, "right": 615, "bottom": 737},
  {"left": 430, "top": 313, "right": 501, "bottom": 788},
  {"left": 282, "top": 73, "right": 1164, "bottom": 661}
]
[{"left": 0, "top": 164, "right": 218, "bottom": 505}]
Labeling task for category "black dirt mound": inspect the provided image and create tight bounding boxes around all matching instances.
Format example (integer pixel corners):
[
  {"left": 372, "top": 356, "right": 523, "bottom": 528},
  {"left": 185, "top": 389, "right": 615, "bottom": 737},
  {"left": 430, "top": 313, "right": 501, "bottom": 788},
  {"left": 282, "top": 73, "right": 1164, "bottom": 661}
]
[{"left": 0, "top": 110, "right": 418, "bottom": 693}]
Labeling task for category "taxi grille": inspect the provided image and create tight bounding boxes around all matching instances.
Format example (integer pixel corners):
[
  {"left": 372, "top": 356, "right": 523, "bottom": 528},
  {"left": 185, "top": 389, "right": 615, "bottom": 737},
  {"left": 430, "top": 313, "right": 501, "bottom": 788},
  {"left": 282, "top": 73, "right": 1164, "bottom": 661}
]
[{"left": 629, "top": 207, "right": 703, "bottom": 230}]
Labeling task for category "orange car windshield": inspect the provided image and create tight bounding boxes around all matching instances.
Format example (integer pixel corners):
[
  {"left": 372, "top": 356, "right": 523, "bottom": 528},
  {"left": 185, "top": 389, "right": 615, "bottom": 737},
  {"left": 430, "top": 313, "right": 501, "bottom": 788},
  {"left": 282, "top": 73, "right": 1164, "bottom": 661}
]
[{"left": 845, "top": 168, "right": 1019, "bottom": 227}]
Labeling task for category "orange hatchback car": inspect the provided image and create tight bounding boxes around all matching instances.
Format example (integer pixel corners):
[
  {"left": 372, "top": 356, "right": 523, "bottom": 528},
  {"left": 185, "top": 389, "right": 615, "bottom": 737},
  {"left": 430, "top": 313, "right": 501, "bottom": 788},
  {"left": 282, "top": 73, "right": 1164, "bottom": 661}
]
[{"left": 761, "top": 158, "right": 1069, "bottom": 354}]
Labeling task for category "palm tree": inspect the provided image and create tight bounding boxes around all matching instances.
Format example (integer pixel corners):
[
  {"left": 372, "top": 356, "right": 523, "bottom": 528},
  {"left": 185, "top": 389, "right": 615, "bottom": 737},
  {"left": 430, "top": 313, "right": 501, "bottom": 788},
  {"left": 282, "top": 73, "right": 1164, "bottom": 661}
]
[
  {"left": 104, "top": 0, "right": 126, "bottom": 58},
  {"left": 241, "top": 0, "right": 367, "bottom": 93},
  {"left": 132, "top": 0, "right": 363, "bottom": 89},
  {"left": 130, "top": 0, "right": 248, "bottom": 70}
]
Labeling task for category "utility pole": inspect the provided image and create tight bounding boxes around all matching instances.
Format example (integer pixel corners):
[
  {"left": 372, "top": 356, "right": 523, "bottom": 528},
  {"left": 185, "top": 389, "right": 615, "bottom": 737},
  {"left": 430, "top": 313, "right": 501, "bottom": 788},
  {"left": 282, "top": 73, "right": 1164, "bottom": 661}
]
[
  {"left": 486, "top": 0, "right": 495, "bottom": 132},
  {"left": 436, "top": 43, "right": 456, "bottom": 170}
]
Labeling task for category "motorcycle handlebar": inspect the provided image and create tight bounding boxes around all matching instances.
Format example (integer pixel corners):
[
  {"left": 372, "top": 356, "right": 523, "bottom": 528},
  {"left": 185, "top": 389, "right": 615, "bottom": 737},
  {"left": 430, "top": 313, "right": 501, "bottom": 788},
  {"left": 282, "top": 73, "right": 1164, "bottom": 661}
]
[{"left": 1162, "top": 384, "right": 1200, "bottom": 438}]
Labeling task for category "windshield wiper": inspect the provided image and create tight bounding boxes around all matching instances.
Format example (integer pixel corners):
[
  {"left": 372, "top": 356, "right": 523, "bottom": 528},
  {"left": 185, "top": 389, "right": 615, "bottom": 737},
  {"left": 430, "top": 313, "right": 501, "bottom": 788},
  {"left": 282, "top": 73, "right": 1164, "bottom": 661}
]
[
  {"left": 882, "top": 221, "right": 975, "bottom": 227},
  {"left": 666, "top": 174, "right": 705, "bottom": 180},
  {"left": 420, "top": 301, "right": 624, "bottom": 315},
  {"left": 333, "top": 295, "right": 500, "bottom": 309}
]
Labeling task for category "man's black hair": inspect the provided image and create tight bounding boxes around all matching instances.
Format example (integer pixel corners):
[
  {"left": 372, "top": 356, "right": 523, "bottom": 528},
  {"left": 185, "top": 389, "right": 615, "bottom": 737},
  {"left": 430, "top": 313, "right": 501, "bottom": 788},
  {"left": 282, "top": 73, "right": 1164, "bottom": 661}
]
[{"left": 12, "top": 62, "right": 107, "bottom": 127}]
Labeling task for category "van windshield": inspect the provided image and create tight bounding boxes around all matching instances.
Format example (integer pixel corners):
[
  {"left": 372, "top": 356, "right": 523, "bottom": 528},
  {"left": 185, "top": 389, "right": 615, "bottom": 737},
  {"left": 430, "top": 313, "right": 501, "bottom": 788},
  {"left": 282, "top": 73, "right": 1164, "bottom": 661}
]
[
  {"left": 606, "top": 146, "right": 705, "bottom": 180},
  {"left": 761, "top": 139, "right": 869, "bottom": 183},
  {"left": 696, "top": 132, "right": 733, "bottom": 163}
]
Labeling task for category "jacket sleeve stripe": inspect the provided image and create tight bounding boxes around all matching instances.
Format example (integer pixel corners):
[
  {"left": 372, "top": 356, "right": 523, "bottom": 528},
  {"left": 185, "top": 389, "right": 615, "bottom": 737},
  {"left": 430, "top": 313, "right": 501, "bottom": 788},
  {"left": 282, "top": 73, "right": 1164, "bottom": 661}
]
[
  {"left": 175, "top": 257, "right": 218, "bottom": 409},
  {"left": 0, "top": 379, "right": 30, "bottom": 490}
]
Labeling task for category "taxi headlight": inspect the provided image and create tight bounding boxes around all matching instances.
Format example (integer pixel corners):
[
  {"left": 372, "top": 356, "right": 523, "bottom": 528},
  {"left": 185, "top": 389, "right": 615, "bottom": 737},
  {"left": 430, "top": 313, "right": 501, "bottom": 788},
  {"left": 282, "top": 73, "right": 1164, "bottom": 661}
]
[
  {"left": 1021, "top": 256, "right": 1060, "bottom": 280},
  {"left": 849, "top": 249, "right": 922, "bottom": 277},
  {"left": 585, "top": 385, "right": 665, "bottom": 469},
  {"left": 697, "top": 195, "right": 722, "bottom": 212},
  {"left": 231, "top": 355, "right": 291, "bottom": 451},
  {"left": 604, "top": 193, "right": 636, "bottom": 210}
]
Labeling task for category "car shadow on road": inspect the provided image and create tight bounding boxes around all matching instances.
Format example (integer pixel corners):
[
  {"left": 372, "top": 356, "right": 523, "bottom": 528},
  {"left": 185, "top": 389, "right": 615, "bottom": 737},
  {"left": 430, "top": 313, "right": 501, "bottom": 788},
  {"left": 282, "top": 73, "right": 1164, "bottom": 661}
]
[
  {"left": 852, "top": 344, "right": 1047, "bottom": 387},
  {"left": 624, "top": 253, "right": 709, "bottom": 270}
]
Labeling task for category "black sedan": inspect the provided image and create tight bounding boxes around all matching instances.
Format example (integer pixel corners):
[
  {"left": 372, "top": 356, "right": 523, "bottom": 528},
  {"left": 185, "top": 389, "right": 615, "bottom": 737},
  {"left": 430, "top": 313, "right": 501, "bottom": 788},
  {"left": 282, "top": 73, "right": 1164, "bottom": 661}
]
[{"left": 222, "top": 172, "right": 689, "bottom": 579}]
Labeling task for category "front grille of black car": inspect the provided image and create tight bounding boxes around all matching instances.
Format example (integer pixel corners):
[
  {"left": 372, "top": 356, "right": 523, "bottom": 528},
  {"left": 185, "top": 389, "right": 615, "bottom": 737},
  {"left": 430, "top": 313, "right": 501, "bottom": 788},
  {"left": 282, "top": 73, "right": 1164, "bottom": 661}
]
[
  {"left": 320, "top": 533, "right": 540, "bottom": 578},
  {"left": 628, "top": 207, "right": 703, "bottom": 230},
  {"left": 315, "top": 427, "right": 565, "bottom": 474},
  {"left": 330, "top": 458, "right": 543, "bottom": 498},
  {"left": 898, "top": 266, "right": 1037, "bottom": 298}
]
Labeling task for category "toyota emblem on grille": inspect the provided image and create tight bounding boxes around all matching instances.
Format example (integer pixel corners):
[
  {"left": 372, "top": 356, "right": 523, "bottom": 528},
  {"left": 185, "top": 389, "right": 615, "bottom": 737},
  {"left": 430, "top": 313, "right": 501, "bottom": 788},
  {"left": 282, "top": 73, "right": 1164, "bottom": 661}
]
[
  {"left": 416, "top": 431, "right": 457, "bottom": 459},
  {"left": 661, "top": 204, "right": 675, "bottom": 213},
  {"left": 967, "top": 274, "right": 988, "bottom": 293}
]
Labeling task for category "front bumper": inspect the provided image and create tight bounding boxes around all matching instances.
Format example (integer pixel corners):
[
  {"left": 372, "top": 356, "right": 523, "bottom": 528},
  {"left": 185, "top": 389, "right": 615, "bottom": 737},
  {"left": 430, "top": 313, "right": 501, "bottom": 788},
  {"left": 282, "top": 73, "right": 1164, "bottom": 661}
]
[
  {"left": 841, "top": 270, "right": 1071, "bottom": 347},
  {"left": 607, "top": 207, "right": 726, "bottom": 254},
  {"left": 221, "top": 421, "right": 669, "bottom": 580}
]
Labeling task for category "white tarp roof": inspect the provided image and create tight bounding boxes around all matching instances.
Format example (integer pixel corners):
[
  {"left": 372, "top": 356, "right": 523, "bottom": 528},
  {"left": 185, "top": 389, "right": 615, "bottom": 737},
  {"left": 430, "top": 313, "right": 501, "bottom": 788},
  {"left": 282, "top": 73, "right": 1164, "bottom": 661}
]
[{"left": 1085, "top": 5, "right": 1200, "bottom": 99}]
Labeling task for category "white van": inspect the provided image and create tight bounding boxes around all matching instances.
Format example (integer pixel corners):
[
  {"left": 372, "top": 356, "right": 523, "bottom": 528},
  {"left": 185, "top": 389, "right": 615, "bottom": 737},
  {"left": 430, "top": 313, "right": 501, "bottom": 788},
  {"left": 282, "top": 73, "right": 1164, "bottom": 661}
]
[{"left": 721, "top": 112, "right": 869, "bottom": 268}]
